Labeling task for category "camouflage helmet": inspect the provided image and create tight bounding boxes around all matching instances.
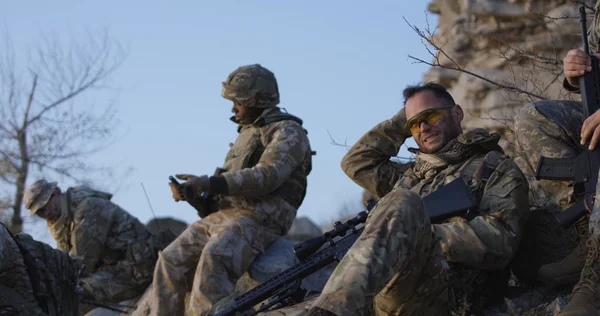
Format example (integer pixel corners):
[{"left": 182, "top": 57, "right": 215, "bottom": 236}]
[
  {"left": 221, "top": 64, "right": 280, "bottom": 108},
  {"left": 23, "top": 179, "right": 58, "bottom": 217}
]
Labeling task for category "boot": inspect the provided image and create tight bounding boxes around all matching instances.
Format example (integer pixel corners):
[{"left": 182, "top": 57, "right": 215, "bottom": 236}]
[
  {"left": 538, "top": 215, "right": 591, "bottom": 287},
  {"left": 560, "top": 234, "right": 600, "bottom": 315}
]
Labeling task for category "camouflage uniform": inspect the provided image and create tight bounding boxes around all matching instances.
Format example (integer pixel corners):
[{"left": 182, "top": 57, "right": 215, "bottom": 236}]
[
  {"left": 513, "top": 0, "right": 600, "bottom": 246},
  {"left": 514, "top": 101, "right": 598, "bottom": 227},
  {"left": 133, "top": 65, "right": 313, "bottom": 316},
  {"left": 267, "top": 110, "right": 529, "bottom": 316},
  {"left": 23, "top": 181, "right": 163, "bottom": 306},
  {"left": 0, "top": 223, "right": 81, "bottom": 316},
  {"left": 510, "top": 3, "right": 600, "bottom": 315},
  {"left": 0, "top": 223, "right": 44, "bottom": 315}
]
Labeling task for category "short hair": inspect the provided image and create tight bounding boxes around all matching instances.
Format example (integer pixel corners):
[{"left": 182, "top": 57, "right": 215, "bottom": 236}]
[{"left": 402, "top": 82, "right": 455, "bottom": 106}]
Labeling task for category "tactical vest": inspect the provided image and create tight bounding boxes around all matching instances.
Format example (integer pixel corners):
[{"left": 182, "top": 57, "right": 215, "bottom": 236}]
[
  {"left": 395, "top": 150, "right": 511, "bottom": 313},
  {"left": 395, "top": 150, "right": 508, "bottom": 213},
  {"left": 221, "top": 110, "right": 312, "bottom": 209}
]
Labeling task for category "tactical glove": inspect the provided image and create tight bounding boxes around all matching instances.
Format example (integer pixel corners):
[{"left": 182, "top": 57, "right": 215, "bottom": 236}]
[
  {"left": 175, "top": 174, "right": 211, "bottom": 200},
  {"left": 169, "top": 181, "right": 186, "bottom": 201}
]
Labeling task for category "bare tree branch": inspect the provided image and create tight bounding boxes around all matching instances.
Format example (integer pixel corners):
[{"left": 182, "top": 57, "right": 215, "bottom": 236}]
[
  {"left": 0, "top": 29, "right": 128, "bottom": 233},
  {"left": 327, "top": 129, "right": 415, "bottom": 161},
  {"left": 403, "top": 17, "right": 547, "bottom": 100}
]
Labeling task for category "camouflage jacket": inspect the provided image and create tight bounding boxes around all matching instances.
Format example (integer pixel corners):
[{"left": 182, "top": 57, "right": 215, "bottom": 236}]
[
  {"left": 47, "top": 185, "right": 157, "bottom": 276},
  {"left": 213, "top": 107, "right": 313, "bottom": 230},
  {"left": 341, "top": 109, "right": 529, "bottom": 270},
  {"left": 0, "top": 223, "right": 81, "bottom": 316},
  {"left": 588, "top": 1, "right": 600, "bottom": 54}
]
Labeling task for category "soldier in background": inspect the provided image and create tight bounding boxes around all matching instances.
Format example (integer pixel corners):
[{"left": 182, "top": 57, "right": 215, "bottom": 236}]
[
  {"left": 23, "top": 179, "right": 166, "bottom": 313},
  {"left": 513, "top": 3, "right": 600, "bottom": 313},
  {"left": 133, "top": 64, "right": 313, "bottom": 316}
]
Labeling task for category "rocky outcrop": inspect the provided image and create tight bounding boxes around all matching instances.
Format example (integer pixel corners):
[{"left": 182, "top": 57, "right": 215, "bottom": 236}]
[
  {"left": 423, "top": 0, "right": 594, "bottom": 154},
  {"left": 284, "top": 216, "right": 324, "bottom": 243},
  {"left": 146, "top": 217, "right": 188, "bottom": 236}
]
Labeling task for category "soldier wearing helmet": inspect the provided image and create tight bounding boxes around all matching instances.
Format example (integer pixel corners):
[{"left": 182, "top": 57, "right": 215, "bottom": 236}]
[
  {"left": 23, "top": 179, "right": 168, "bottom": 313},
  {"left": 133, "top": 64, "right": 313, "bottom": 316}
]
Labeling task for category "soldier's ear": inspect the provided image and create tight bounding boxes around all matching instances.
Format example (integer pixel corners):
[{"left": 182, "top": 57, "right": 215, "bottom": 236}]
[{"left": 451, "top": 104, "right": 464, "bottom": 122}]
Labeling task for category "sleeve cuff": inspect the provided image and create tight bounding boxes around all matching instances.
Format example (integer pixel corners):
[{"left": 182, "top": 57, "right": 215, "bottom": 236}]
[
  {"left": 209, "top": 176, "right": 229, "bottom": 195},
  {"left": 563, "top": 77, "right": 581, "bottom": 94},
  {"left": 393, "top": 107, "right": 412, "bottom": 138}
]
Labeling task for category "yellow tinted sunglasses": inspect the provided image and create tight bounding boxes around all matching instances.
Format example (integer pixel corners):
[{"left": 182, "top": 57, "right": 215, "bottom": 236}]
[{"left": 405, "top": 106, "right": 454, "bottom": 135}]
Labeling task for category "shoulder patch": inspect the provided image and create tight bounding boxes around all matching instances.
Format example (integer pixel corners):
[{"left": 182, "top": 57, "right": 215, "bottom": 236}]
[{"left": 473, "top": 151, "right": 509, "bottom": 183}]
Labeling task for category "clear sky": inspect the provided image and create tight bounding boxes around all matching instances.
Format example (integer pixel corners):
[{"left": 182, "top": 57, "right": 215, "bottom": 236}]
[{"left": 2, "top": 1, "right": 437, "bottom": 243}]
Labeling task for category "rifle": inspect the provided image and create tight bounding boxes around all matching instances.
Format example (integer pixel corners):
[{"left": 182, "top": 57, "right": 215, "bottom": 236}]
[
  {"left": 213, "top": 177, "right": 476, "bottom": 316},
  {"left": 535, "top": 5, "right": 600, "bottom": 228}
]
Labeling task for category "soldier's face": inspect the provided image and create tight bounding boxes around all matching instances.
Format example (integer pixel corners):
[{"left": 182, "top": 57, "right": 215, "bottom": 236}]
[
  {"left": 36, "top": 190, "right": 61, "bottom": 222},
  {"left": 405, "top": 90, "right": 463, "bottom": 153},
  {"left": 232, "top": 102, "right": 250, "bottom": 123}
]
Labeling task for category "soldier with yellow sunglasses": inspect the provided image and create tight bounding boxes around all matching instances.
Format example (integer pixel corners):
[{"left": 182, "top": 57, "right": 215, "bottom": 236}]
[{"left": 405, "top": 105, "right": 455, "bottom": 135}]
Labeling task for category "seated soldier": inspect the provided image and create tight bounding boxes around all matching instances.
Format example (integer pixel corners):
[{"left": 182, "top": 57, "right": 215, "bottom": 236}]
[
  {"left": 132, "top": 64, "right": 313, "bottom": 316},
  {"left": 268, "top": 82, "right": 529, "bottom": 316},
  {"left": 23, "top": 179, "right": 166, "bottom": 311},
  {"left": 513, "top": 10, "right": 600, "bottom": 311}
]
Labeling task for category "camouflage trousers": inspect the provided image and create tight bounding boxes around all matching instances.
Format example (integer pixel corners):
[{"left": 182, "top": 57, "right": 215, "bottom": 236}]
[
  {"left": 0, "top": 224, "right": 44, "bottom": 315},
  {"left": 261, "top": 189, "right": 450, "bottom": 316},
  {"left": 133, "top": 204, "right": 292, "bottom": 316},
  {"left": 80, "top": 242, "right": 157, "bottom": 303},
  {"left": 514, "top": 100, "right": 600, "bottom": 236}
]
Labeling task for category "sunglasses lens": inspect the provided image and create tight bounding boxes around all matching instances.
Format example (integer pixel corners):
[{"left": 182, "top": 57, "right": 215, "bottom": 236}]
[
  {"left": 407, "top": 109, "right": 448, "bottom": 134},
  {"left": 409, "top": 123, "right": 421, "bottom": 135},
  {"left": 426, "top": 110, "right": 446, "bottom": 125}
]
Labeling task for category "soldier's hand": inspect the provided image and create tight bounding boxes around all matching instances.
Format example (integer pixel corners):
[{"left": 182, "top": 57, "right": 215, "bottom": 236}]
[
  {"left": 563, "top": 49, "right": 600, "bottom": 86},
  {"left": 175, "top": 174, "right": 210, "bottom": 200},
  {"left": 169, "top": 181, "right": 186, "bottom": 202},
  {"left": 581, "top": 110, "right": 600, "bottom": 150}
]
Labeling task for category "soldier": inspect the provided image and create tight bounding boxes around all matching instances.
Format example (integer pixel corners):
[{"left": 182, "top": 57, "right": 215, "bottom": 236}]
[
  {"left": 132, "top": 64, "right": 313, "bottom": 316},
  {"left": 513, "top": 3, "right": 600, "bottom": 314},
  {"left": 23, "top": 179, "right": 165, "bottom": 312},
  {"left": 0, "top": 223, "right": 81, "bottom": 316},
  {"left": 276, "top": 82, "right": 528, "bottom": 316}
]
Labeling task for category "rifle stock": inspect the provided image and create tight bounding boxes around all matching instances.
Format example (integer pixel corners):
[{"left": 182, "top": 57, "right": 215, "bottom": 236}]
[
  {"left": 534, "top": 6, "right": 600, "bottom": 228},
  {"left": 213, "top": 178, "right": 476, "bottom": 316}
]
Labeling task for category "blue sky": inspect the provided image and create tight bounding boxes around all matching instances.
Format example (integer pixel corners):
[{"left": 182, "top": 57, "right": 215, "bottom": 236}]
[{"left": 3, "top": 1, "right": 437, "bottom": 239}]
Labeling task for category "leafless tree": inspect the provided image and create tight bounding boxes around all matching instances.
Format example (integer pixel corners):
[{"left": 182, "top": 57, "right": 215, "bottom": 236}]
[{"left": 0, "top": 29, "right": 127, "bottom": 233}]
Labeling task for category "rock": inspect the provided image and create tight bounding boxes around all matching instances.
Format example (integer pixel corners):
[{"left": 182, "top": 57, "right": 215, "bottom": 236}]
[
  {"left": 424, "top": 0, "right": 594, "bottom": 156},
  {"left": 546, "top": 295, "right": 569, "bottom": 315},
  {"left": 465, "top": 0, "right": 526, "bottom": 18},
  {"left": 213, "top": 237, "right": 334, "bottom": 313},
  {"left": 284, "top": 217, "right": 323, "bottom": 243},
  {"left": 423, "top": 68, "right": 460, "bottom": 87},
  {"left": 545, "top": 4, "right": 583, "bottom": 35},
  {"left": 146, "top": 216, "right": 187, "bottom": 236},
  {"left": 247, "top": 238, "right": 300, "bottom": 284}
]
